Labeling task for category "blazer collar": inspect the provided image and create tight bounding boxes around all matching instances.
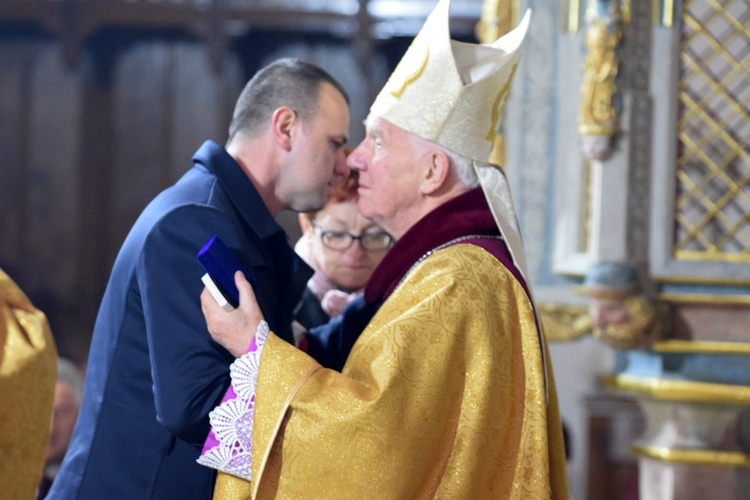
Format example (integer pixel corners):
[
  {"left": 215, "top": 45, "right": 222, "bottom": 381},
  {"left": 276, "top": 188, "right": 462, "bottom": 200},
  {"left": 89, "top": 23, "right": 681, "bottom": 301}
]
[{"left": 193, "top": 140, "right": 284, "bottom": 241}]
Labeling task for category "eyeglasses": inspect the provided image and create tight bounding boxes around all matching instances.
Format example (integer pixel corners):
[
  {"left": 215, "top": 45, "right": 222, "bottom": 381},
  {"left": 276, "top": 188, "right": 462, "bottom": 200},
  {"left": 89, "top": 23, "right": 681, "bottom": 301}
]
[{"left": 311, "top": 219, "right": 394, "bottom": 251}]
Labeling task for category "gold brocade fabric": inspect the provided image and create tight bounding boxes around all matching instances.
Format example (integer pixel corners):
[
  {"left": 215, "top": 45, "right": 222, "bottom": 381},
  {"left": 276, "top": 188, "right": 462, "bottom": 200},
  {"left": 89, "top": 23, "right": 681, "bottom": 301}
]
[
  {"left": 214, "top": 245, "right": 568, "bottom": 499},
  {"left": 0, "top": 269, "right": 57, "bottom": 499}
]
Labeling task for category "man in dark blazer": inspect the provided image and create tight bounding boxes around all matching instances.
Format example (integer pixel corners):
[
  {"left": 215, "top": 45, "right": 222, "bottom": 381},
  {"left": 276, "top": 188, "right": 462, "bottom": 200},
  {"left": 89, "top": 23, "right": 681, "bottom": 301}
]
[{"left": 47, "top": 58, "right": 350, "bottom": 499}]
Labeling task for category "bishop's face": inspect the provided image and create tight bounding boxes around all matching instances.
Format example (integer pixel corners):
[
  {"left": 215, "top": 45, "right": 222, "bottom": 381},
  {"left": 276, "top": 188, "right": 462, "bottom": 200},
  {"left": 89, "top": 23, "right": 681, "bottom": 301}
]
[{"left": 346, "top": 116, "right": 429, "bottom": 240}]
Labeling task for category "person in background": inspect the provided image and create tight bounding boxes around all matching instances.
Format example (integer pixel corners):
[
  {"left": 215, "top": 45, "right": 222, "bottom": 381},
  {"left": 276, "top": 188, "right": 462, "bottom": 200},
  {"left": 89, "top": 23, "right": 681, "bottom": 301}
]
[
  {"left": 0, "top": 268, "right": 57, "bottom": 499},
  {"left": 48, "top": 58, "right": 350, "bottom": 499},
  {"left": 198, "top": 1, "right": 569, "bottom": 497},
  {"left": 293, "top": 167, "right": 393, "bottom": 333},
  {"left": 37, "top": 358, "right": 84, "bottom": 499}
]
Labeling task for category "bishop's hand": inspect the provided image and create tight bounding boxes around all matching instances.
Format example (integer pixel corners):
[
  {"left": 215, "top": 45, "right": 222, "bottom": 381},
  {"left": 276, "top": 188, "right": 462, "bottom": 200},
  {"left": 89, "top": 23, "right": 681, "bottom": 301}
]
[{"left": 201, "top": 271, "right": 264, "bottom": 357}]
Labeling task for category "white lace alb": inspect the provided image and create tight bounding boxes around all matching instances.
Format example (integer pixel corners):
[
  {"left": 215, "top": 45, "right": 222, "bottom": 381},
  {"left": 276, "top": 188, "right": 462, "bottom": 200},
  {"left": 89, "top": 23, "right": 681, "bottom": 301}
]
[{"left": 197, "top": 320, "right": 270, "bottom": 480}]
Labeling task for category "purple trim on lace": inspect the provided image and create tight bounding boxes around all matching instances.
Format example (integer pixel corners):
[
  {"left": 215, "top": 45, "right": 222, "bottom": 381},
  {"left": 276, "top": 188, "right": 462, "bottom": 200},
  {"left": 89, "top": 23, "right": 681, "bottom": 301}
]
[{"left": 196, "top": 320, "right": 269, "bottom": 480}]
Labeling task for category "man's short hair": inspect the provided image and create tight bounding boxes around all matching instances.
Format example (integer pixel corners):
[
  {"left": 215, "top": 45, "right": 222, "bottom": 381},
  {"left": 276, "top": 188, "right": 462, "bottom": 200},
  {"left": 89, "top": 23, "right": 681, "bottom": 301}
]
[
  {"left": 57, "top": 358, "right": 84, "bottom": 407},
  {"left": 228, "top": 58, "right": 349, "bottom": 142},
  {"left": 382, "top": 116, "right": 479, "bottom": 189}
]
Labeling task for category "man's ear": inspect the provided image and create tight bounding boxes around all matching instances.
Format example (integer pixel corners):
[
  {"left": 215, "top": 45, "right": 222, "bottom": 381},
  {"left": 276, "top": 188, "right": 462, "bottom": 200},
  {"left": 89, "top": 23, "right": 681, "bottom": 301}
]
[
  {"left": 271, "top": 107, "right": 298, "bottom": 151},
  {"left": 298, "top": 213, "right": 313, "bottom": 234},
  {"left": 420, "top": 150, "right": 451, "bottom": 195}
]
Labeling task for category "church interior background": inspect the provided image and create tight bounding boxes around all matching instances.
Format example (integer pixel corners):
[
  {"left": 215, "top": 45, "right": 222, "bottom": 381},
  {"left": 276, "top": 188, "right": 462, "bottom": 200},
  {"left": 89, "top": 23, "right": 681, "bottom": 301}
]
[{"left": 1, "top": 0, "right": 747, "bottom": 498}]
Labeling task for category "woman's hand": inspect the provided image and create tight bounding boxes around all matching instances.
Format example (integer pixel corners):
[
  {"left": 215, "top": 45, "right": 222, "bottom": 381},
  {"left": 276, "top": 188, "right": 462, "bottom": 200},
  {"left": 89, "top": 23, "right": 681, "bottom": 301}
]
[{"left": 201, "top": 271, "right": 265, "bottom": 357}]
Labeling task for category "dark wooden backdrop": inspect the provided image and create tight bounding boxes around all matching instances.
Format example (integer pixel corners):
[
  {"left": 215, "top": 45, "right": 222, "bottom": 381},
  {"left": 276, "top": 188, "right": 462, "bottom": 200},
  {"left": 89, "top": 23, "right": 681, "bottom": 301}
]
[{"left": 0, "top": 0, "right": 480, "bottom": 365}]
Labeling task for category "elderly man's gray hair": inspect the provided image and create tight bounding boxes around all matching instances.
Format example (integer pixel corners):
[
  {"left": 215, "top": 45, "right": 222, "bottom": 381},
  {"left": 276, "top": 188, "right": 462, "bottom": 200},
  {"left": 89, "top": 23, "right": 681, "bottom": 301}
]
[{"left": 442, "top": 147, "right": 479, "bottom": 188}]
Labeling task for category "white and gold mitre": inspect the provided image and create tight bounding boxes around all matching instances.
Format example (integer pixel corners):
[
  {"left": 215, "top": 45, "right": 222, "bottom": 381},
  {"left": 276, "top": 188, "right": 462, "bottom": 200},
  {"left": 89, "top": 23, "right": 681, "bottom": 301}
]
[{"left": 370, "top": 0, "right": 531, "bottom": 163}]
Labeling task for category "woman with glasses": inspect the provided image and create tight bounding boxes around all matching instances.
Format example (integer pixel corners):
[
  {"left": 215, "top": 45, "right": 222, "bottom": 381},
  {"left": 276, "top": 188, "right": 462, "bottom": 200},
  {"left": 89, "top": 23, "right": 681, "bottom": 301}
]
[{"left": 294, "top": 168, "right": 393, "bottom": 332}]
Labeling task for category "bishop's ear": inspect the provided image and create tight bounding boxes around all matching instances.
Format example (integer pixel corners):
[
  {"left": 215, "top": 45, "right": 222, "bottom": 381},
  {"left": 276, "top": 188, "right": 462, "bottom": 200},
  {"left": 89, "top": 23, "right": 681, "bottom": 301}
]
[{"left": 420, "top": 149, "right": 451, "bottom": 195}]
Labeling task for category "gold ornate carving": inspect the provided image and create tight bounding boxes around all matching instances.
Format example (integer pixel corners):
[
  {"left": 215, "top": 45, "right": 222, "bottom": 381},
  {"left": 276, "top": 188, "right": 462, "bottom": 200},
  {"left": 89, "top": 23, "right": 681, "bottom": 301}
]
[
  {"left": 604, "top": 374, "right": 750, "bottom": 405},
  {"left": 578, "top": 1, "right": 624, "bottom": 161},
  {"left": 652, "top": 274, "right": 750, "bottom": 286},
  {"left": 476, "top": 0, "right": 518, "bottom": 167},
  {"left": 632, "top": 445, "right": 750, "bottom": 468},
  {"left": 476, "top": 0, "right": 516, "bottom": 42},
  {"left": 562, "top": 0, "right": 582, "bottom": 34},
  {"left": 662, "top": 0, "right": 675, "bottom": 27},
  {"left": 653, "top": 340, "right": 750, "bottom": 356},
  {"left": 658, "top": 292, "right": 750, "bottom": 306},
  {"left": 673, "top": 0, "right": 749, "bottom": 264},
  {"left": 537, "top": 302, "right": 591, "bottom": 341},
  {"left": 538, "top": 294, "right": 665, "bottom": 348},
  {"left": 591, "top": 295, "right": 661, "bottom": 350},
  {"left": 579, "top": 13, "right": 621, "bottom": 134}
]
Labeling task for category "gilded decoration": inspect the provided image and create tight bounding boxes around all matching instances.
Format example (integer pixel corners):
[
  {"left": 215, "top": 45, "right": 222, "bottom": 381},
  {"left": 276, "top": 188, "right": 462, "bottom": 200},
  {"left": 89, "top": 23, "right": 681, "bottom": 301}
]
[
  {"left": 632, "top": 445, "right": 750, "bottom": 468},
  {"left": 673, "top": 0, "right": 750, "bottom": 265},
  {"left": 653, "top": 340, "right": 750, "bottom": 356},
  {"left": 579, "top": 0, "right": 625, "bottom": 161},
  {"left": 540, "top": 262, "right": 667, "bottom": 347},
  {"left": 475, "top": 0, "right": 519, "bottom": 167},
  {"left": 538, "top": 303, "right": 591, "bottom": 341},
  {"left": 604, "top": 374, "right": 750, "bottom": 405},
  {"left": 540, "top": 293, "right": 663, "bottom": 349}
]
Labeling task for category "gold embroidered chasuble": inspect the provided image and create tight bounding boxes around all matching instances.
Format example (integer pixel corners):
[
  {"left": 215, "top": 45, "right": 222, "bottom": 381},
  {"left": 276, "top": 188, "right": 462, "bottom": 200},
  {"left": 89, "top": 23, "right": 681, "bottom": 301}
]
[
  {"left": 0, "top": 269, "right": 57, "bottom": 499},
  {"left": 213, "top": 244, "right": 568, "bottom": 499}
]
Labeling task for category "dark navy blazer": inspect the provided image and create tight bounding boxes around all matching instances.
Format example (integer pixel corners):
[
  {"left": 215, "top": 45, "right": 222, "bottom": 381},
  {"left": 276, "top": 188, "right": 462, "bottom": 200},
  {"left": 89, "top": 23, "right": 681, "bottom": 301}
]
[
  {"left": 48, "top": 141, "right": 310, "bottom": 499},
  {"left": 305, "top": 295, "right": 379, "bottom": 373}
]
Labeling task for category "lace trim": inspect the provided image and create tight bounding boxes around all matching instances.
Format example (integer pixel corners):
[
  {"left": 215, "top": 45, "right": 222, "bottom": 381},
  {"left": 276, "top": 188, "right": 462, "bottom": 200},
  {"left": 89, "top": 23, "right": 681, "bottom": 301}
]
[{"left": 197, "top": 320, "right": 270, "bottom": 480}]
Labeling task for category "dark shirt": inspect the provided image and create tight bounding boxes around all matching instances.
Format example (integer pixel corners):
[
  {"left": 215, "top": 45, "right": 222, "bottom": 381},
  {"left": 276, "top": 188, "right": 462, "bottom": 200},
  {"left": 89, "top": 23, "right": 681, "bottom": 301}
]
[{"left": 293, "top": 287, "right": 330, "bottom": 332}]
